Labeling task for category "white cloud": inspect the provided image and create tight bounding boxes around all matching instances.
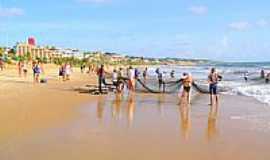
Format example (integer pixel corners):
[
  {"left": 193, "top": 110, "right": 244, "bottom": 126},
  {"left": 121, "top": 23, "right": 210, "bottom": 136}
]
[
  {"left": 228, "top": 21, "right": 251, "bottom": 31},
  {"left": 257, "top": 19, "right": 268, "bottom": 27},
  {"left": 0, "top": 7, "right": 24, "bottom": 17},
  {"left": 188, "top": 5, "right": 208, "bottom": 15}
]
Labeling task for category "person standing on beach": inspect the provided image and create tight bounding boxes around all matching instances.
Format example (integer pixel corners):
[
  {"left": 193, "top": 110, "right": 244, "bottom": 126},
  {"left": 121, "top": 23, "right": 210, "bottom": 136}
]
[
  {"left": 58, "top": 64, "right": 65, "bottom": 81},
  {"left": 143, "top": 67, "right": 148, "bottom": 81},
  {"left": 33, "top": 62, "right": 42, "bottom": 83},
  {"left": 65, "top": 63, "right": 72, "bottom": 81},
  {"left": 97, "top": 65, "right": 106, "bottom": 94},
  {"left": 158, "top": 72, "right": 163, "bottom": 91},
  {"left": 112, "top": 69, "right": 118, "bottom": 87},
  {"left": 180, "top": 73, "right": 193, "bottom": 104},
  {"left": 22, "top": 61, "right": 28, "bottom": 78},
  {"left": 118, "top": 67, "right": 124, "bottom": 78},
  {"left": 134, "top": 68, "right": 140, "bottom": 79},
  {"left": 18, "top": 61, "right": 23, "bottom": 77},
  {"left": 128, "top": 66, "right": 136, "bottom": 92},
  {"left": 208, "top": 68, "right": 221, "bottom": 105}
]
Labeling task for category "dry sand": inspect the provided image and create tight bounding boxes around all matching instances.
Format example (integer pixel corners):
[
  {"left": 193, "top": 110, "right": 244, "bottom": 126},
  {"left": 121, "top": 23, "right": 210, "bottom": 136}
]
[{"left": 0, "top": 65, "right": 270, "bottom": 160}]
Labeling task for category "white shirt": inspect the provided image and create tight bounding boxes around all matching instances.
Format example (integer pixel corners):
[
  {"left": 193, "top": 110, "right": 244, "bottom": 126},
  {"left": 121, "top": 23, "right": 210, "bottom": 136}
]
[
  {"left": 112, "top": 72, "right": 118, "bottom": 82},
  {"left": 128, "top": 69, "right": 135, "bottom": 80}
]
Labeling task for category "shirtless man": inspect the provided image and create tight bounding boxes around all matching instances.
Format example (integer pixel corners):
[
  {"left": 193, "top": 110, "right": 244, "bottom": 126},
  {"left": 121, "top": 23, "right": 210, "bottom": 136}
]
[{"left": 208, "top": 68, "right": 222, "bottom": 105}]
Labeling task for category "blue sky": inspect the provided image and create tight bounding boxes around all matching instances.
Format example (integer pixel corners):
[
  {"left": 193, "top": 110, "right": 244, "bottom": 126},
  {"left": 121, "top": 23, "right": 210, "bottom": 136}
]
[{"left": 0, "top": 0, "right": 270, "bottom": 61}]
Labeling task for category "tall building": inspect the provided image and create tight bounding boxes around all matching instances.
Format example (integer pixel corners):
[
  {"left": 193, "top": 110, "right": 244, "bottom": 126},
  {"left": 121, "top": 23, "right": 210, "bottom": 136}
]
[
  {"left": 16, "top": 43, "right": 62, "bottom": 59},
  {"left": 28, "top": 37, "right": 36, "bottom": 46}
]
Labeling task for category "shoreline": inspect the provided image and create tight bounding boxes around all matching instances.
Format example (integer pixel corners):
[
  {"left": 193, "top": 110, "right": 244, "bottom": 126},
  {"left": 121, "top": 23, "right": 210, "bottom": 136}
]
[{"left": 0, "top": 65, "right": 270, "bottom": 159}]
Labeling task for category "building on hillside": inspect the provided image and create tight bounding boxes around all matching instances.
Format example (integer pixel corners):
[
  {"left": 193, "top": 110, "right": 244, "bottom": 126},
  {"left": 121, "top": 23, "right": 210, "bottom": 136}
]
[
  {"left": 60, "top": 48, "right": 83, "bottom": 59},
  {"left": 104, "top": 52, "right": 126, "bottom": 62},
  {"left": 16, "top": 42, "right": 62, "bottom": 59}
]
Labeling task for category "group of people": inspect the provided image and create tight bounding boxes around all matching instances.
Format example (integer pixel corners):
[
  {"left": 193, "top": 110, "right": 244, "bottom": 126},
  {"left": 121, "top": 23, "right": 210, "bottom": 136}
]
[
  {"left": 59, "top": 63, "right": 72, "bottom": 81},
  {"left": 17, "top": 61, "right": 43, "bottom": 83},
  {"left": 97, "top": 65, "right": 139, "bottom": 94},
  {"left": 260, "top": 69, "right": 270, "bottom": 83},
  {"left": 96, "top": 64, "right": 222, "bottom": 106},
  {"left": 244, "top": 69, "right": 270, "bottom": 83}
]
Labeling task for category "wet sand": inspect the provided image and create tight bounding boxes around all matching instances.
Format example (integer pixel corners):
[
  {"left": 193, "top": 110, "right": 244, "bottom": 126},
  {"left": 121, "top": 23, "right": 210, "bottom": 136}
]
[{"left": 0, "top": 66, "right": 270, "bottom": 160}]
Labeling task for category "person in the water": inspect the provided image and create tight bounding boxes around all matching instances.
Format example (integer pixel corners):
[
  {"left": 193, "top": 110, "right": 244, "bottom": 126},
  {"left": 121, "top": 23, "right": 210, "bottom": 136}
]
[
  {"left": 244, "top": 72, "right": 248, "bottom": 82},
  {"left": 266, "top": 72, "right": 270, "bottom": 84},
  {"left": 261, "top": 69, "right": 265, "bottom": 79},
  {"left": 170, "top": 70, "right": 175, "bottom": 78}
]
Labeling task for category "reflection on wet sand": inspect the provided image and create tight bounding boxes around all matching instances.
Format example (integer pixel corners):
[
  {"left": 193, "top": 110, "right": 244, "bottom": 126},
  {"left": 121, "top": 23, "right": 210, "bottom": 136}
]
[
  {"left": 157, "top": 94, "right": 165, "bottom": 117},
  {"left": 97, "top": 96, "right": 105, "bottom": 121},
  {"left": 127, "top": 93, "right": 136, "bottom": 127},
  {"left": 206, "top": 104, "right": 219, "bottom": 141},
  {"left": 111, "top": 93, "right": 123, "bottom": 119},
  {"left": 97, "top": 93, "right": 136, "bottom": 127},
  {"left": 179, "top": 102, "right": 191, "bottom": 141}
]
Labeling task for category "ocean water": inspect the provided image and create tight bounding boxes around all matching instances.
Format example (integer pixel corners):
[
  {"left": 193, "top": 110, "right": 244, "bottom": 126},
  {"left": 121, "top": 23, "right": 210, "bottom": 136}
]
[{"left": 146, "top": 62, "right": 270, "bottom": 105}]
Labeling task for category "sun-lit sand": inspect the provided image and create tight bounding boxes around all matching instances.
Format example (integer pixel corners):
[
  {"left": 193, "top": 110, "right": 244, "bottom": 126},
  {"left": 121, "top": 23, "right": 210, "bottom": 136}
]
[{"left": 0, "top": 64, "right": 270, "bottom": 160}]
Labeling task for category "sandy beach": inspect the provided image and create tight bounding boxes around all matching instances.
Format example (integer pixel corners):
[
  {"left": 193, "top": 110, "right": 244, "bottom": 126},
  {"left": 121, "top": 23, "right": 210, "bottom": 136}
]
[{"left": 0, "top": 65, "right": 270, "bottom": 160}]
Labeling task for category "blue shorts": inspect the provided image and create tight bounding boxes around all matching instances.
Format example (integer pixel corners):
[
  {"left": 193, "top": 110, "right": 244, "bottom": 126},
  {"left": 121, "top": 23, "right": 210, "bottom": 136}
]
[{"left": 209, "top": 84, "right": 218, "bottom": 95}]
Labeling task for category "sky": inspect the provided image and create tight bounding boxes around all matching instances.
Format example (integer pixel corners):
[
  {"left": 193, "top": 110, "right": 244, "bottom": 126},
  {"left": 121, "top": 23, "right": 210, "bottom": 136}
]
[{"left": 0, "top": 0, "right": 270, "bottom": 61}]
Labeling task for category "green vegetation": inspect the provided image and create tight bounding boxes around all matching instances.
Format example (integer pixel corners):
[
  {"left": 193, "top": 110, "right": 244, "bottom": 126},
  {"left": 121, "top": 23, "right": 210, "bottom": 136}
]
[{"left": 0, "top": 46, "right": 210, "bottom": 67}]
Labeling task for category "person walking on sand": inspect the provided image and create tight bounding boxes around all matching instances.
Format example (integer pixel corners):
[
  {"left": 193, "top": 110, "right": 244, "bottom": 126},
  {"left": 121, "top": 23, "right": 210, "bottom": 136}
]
[
  {"left": 208, "top": 68, "right": 222, "bottom": 105},
  {"left": 97, "top": 64, "right": 107, "bottom": 94},
  {"left": 179, "top": 73, "right": 193, "bottom": 104}
]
